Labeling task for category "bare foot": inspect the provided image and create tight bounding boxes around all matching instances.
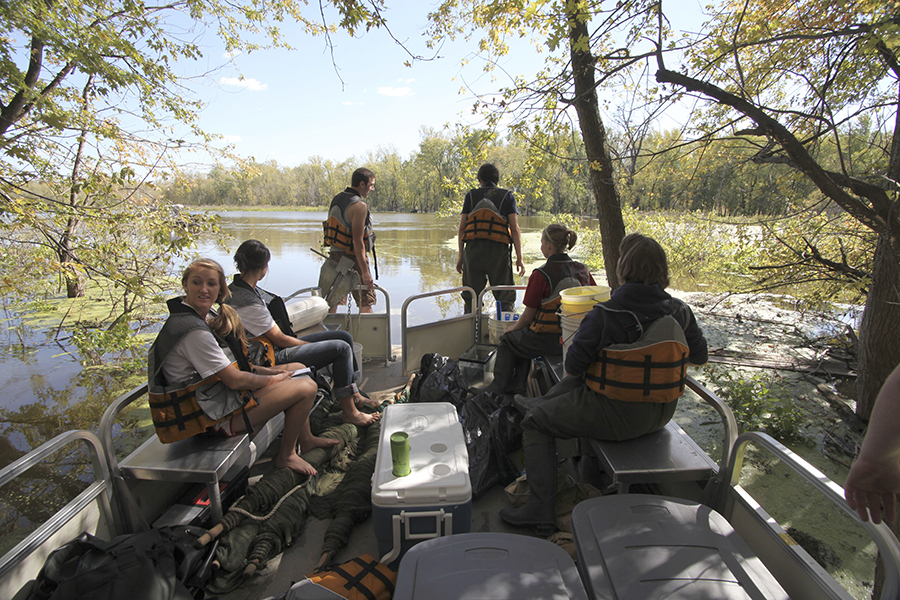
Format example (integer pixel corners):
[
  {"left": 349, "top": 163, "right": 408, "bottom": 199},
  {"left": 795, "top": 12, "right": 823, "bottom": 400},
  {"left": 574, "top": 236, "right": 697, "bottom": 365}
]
[
  {"left": 343, "top": 409, "right": 380, "bottom": 426},
  {"left": 299, "top": 436, "right": 340, "bottom": 454},
  {"left": 276, "top": 454, "right": 317, "bottom": 476},
  {"left": 353, "top": 393, "right": 381, "bottom": 409}
]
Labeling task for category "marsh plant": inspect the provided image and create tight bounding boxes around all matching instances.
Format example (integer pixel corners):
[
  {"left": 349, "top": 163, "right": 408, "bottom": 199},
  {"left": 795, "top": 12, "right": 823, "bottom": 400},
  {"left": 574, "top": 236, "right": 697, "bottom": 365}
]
[{"left": 705, "top": 365, "right": 804, "bottom": 442}]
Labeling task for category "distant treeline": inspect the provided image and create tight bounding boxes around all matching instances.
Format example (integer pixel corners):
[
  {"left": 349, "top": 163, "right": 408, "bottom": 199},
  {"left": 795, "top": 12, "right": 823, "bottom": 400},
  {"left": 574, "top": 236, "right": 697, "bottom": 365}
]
[{"left": 163, "top": 123, "right": 879, "bottom": 217}]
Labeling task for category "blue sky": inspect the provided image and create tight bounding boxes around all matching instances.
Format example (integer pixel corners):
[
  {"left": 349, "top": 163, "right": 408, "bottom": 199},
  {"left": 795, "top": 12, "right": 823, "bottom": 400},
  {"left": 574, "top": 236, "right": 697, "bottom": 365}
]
[
  {"left": 186, "top": 2, "right": 704, "bottom": 169},
  {"left": 189, "top": 5, "right": 535, "bottom": 167}
]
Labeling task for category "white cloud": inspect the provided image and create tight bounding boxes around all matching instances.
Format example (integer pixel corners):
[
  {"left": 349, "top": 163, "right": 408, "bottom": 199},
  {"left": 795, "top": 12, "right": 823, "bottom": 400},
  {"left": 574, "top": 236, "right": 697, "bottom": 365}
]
[
  {"left": 377, "top": 86, "right": 412, "bottom": 97},
  {"left": 397, "top": 78, "right": 415, "bottom": 84},
  {"left": 219, "top": 77, "right": 268, "bottom": 91}
]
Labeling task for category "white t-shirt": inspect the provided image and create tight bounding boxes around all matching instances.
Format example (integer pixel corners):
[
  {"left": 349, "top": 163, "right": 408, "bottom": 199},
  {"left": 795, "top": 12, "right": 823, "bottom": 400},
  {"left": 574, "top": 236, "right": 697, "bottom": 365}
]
[
  {"left": 234, "top": 301, "right": 276, "bottom": 338},
  {"left": 161, "top": 327, "right": 235, "bottom": 385}
]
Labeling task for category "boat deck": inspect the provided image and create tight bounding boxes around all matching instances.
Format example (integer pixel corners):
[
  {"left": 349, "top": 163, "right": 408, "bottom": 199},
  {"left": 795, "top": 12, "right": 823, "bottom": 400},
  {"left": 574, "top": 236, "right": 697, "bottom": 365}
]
[{"left": 223, "top": 347, "right": 533, "bottom": 600}]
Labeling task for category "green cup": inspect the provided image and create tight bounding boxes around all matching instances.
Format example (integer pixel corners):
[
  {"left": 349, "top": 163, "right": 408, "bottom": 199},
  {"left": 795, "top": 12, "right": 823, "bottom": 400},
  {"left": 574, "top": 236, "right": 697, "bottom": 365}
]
[{"left": 390, "top": 431, "right": 411, "bottom": 477}]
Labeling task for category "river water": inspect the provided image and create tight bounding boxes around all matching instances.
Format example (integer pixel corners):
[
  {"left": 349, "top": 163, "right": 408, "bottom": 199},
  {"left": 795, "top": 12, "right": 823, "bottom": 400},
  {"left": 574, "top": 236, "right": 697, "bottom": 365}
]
[{"left": 0, "top": 211, "right": 569, "bottom": 455}]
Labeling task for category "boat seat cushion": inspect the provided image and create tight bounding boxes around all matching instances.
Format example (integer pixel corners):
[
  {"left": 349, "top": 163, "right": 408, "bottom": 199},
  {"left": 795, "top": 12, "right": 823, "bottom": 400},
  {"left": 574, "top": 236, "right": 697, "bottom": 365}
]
[{"left": 571, "top": 494, "right": 788, "bottom": 600}]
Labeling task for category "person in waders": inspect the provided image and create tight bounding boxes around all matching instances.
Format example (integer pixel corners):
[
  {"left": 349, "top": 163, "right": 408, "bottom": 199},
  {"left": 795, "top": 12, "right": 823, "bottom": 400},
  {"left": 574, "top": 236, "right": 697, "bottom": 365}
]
[
  {"left": 499, "top": 234, "right": 708, "bottom": 534},
  {"left": 484, "top": 224, "right": 595, "bottom": 398},
  {"left": 456, "top": 163, "right": 525, "bottom": 314}
]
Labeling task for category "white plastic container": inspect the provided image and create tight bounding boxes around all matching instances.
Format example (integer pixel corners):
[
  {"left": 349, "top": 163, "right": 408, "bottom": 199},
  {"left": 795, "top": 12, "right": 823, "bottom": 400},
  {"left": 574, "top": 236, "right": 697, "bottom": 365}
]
[
  {"left": 372, "top": 403, "right": 472, "bottom": 564},
  {"left": 486, "top": 312, "right": 519, "bottom": 344},
  {"left": 560, "top": 311, "right": 588, "bottom": 364},
  {"left": 285, "top": 295, "right": 329, "bottom": 333},
  {"left": 353, "top": 342, "right": 363, "bottom": 379}
]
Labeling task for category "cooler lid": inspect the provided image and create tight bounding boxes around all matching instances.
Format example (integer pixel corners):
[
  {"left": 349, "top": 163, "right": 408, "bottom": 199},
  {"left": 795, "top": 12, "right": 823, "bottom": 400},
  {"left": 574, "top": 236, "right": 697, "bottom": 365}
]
[{"left": 372, "top": 402, "right": 471, "bottom": 506}]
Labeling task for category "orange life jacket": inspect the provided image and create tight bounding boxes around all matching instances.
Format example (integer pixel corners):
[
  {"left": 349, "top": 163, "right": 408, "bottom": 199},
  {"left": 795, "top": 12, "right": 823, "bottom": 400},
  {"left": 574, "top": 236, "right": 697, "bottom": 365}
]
[
  {"left": 462, "top": 187, "right": 512, "bottom": 245},
  {"left": 323, "top": 189, "right": 374, "bottom": 253},
  {"left": 584, "top": 305, "right": 690, "bottom": 403},
  {"left": 149, "top": 369, "right": 258, "bottom": 444},
  {"left": 528, "top": 257, "right": 593, "bottom": 334},
  {"left": 147, "top": 299, "right": 257, "bottom": 443}
]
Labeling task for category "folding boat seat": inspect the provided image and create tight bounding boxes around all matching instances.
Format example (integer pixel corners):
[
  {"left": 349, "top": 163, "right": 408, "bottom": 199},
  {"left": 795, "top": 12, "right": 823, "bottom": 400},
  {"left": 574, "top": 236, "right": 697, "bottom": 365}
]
[
  {"left": 571, "top": 494, "right": 788, "bottom": 600},
  {"left": 393, "top": 532, "right": 589, "bottom": 600}
]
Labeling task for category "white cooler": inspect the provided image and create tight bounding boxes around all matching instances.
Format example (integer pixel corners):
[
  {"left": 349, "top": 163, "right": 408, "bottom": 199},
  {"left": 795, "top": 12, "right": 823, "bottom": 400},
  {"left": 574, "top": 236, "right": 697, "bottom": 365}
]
[{"left": 372, "top": 402, "right": 471, "bottom": 565}]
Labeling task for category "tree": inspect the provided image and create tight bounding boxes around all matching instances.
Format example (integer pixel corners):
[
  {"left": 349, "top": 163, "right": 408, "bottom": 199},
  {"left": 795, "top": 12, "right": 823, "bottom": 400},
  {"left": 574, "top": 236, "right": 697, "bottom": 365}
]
[
  {"left": 647, "top": 0, "right": 899, "bottom": 422},
  {"left": 427, "top": 0, "right": 639, "bottom": 286},
  {"left": 0, "top": 0, "right": 390, "bottom": 351}
]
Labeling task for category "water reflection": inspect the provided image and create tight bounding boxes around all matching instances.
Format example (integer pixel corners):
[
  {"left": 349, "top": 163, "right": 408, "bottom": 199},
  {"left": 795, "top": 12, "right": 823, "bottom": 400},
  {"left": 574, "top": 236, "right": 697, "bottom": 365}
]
[{"left": 197, "top": 211, "right": 555, "bottom": 341}]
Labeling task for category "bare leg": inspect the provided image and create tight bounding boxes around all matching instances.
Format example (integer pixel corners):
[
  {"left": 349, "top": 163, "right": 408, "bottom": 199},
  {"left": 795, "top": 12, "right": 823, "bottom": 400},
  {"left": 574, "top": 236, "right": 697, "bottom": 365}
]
[
  {"left": 297, "top": 417, "right": 340, "bottom": 454},
  {"left": 232, "top": 375, "right": 321, "bottom": 475}
]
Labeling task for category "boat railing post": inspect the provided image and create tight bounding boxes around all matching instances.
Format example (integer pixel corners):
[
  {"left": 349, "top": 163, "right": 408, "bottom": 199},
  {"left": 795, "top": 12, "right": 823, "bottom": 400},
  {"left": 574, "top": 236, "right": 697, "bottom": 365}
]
[
  {"left": 98, "top": 383, "right": 151, "bottom": 534},
  {"left": 0, "top": 430, "right": 115, "bottom": 585},
  {"left": 726, "top": 431, "right": 900, "bottom": 600},
  {"left": 401, "top": 287, "right": 477, "bottom": 376},
  {"left": 684, "top": 375, "right": 739, "bottom": 508}
]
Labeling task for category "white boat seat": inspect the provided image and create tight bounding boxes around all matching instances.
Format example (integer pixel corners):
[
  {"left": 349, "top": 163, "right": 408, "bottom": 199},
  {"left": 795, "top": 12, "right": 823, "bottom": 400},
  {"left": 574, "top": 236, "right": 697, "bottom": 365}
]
[
  {"left": 537, "top": 355, "right": 718, "bottom": 493},
  {"left": 118, "top": 414, "right": 283, "bottom": 522},
  {"left": 571, "top": 494, "right": 789, "bottom": 600}
]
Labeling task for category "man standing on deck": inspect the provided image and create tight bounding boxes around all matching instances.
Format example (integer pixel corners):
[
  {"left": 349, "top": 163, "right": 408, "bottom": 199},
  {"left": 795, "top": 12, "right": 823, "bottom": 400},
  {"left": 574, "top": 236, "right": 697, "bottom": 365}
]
[
  {"left": 456, "top": 163, "right": 525, "bottom": 313},
  {"left": 320, "top": 167, "right": 376, "bottom": 313}
]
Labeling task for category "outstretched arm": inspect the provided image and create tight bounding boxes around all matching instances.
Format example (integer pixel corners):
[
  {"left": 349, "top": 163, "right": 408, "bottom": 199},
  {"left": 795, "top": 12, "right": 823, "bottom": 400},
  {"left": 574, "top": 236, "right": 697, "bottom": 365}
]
[{"left": 845, "top": 363, "right": 900, "bottom": 523}]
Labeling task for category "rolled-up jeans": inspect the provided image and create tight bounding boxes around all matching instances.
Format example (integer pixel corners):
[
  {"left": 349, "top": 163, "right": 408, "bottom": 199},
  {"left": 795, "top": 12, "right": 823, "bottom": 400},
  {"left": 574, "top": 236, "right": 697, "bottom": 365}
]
[{"left": 274, "top": 330, "right": 360, "bottom": 400}]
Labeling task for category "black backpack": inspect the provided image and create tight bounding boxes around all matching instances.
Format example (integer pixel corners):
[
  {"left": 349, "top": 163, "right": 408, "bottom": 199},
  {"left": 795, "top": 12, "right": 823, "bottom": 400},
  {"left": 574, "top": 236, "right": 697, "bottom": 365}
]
[{"left": 17, "top": 526, "right": 216, "bottom": 600}]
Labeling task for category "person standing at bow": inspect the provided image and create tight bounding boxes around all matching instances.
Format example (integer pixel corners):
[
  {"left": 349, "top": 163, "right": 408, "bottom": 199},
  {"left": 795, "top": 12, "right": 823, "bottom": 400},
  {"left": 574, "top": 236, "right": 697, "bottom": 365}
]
[
  {"left": 320, "top": 167, "right": 377, "bottom": 313},
  {"left": 456, "top": 163, "right": 525, "bottom": 314}
]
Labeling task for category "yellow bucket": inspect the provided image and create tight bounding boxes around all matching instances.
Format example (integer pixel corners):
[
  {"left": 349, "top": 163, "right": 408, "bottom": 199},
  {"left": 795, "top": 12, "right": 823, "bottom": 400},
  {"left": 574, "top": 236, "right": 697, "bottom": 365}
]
[{"left": 559, "top": 286, "right": 610, "bottom": 314}]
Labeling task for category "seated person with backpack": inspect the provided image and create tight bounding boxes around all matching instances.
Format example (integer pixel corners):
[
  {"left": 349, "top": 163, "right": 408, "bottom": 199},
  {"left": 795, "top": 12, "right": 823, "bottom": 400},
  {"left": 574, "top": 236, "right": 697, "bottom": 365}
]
[
  {"left": 485, "top": 223, "right": 595, "bottom": 397},
  {"left": 499, "top": 233, "right": 708, "bottom": 533},
  {"left": 226, "top": 239, "right": 379, "bottom": 426}
]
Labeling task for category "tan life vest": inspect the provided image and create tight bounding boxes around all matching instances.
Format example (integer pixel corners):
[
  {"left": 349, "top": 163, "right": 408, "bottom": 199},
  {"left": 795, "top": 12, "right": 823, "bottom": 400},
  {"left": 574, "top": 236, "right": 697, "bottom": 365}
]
[
  {"left": 323, "top": 190, "right": 374, "bottom": 253},
  {"left": 462, "top": 188, "right": 512, "bottom": 245},
  {"left": 584, "top": 307, "right": 690, "bottom": 403},
  {"left": 149, "top": 367, "right": 258, "bottom": 444}
]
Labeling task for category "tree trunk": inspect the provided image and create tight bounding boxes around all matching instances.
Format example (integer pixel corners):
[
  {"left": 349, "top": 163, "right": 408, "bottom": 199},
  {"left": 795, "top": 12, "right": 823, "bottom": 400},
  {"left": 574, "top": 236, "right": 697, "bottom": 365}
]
[
  {"left": 567, "top": 11, "right": 626, "bottom": 289},
  {"left": 857, "top": 237, "right": 900, "bottom": 421},
  {"left": 59, "top": 223, "right": 84, "bottom": 298}
]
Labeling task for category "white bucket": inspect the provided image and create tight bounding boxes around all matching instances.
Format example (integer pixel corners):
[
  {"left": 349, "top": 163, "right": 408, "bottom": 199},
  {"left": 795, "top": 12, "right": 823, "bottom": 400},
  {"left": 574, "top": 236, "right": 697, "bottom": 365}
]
[
  {"left": 487, "top": 312, "right": 519, "bottom": 345},
  {"left": 560, "top": 311, "right": 588, "bottom": 365},
  {"left": 353, "top": 342, "right": 364, "bottom": 380}
]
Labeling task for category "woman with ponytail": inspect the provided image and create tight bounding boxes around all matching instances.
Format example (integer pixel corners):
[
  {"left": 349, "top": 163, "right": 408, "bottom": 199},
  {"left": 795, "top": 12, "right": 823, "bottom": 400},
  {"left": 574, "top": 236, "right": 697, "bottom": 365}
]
[
  {"left": 147, "top": 259, "right": 334, "bottom": 476},
  {"left": 227, "top": 239, "right": 378, "bottom": 426},
  {"left": 485, "top": 224, "right": 595, "bottom": 397}
]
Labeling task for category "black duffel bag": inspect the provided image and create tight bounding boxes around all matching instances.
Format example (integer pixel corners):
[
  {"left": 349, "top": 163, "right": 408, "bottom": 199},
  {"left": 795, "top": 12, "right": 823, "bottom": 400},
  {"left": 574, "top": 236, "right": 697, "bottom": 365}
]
[{"left": 16, "top": 525, "right": 215, "bottom": 600}]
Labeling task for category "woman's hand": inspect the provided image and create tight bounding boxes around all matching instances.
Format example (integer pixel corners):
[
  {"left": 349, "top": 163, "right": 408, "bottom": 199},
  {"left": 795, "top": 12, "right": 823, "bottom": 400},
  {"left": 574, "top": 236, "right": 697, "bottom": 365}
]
[{"left": 264, "top": 371, "right": 290, "bottom": 387}]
